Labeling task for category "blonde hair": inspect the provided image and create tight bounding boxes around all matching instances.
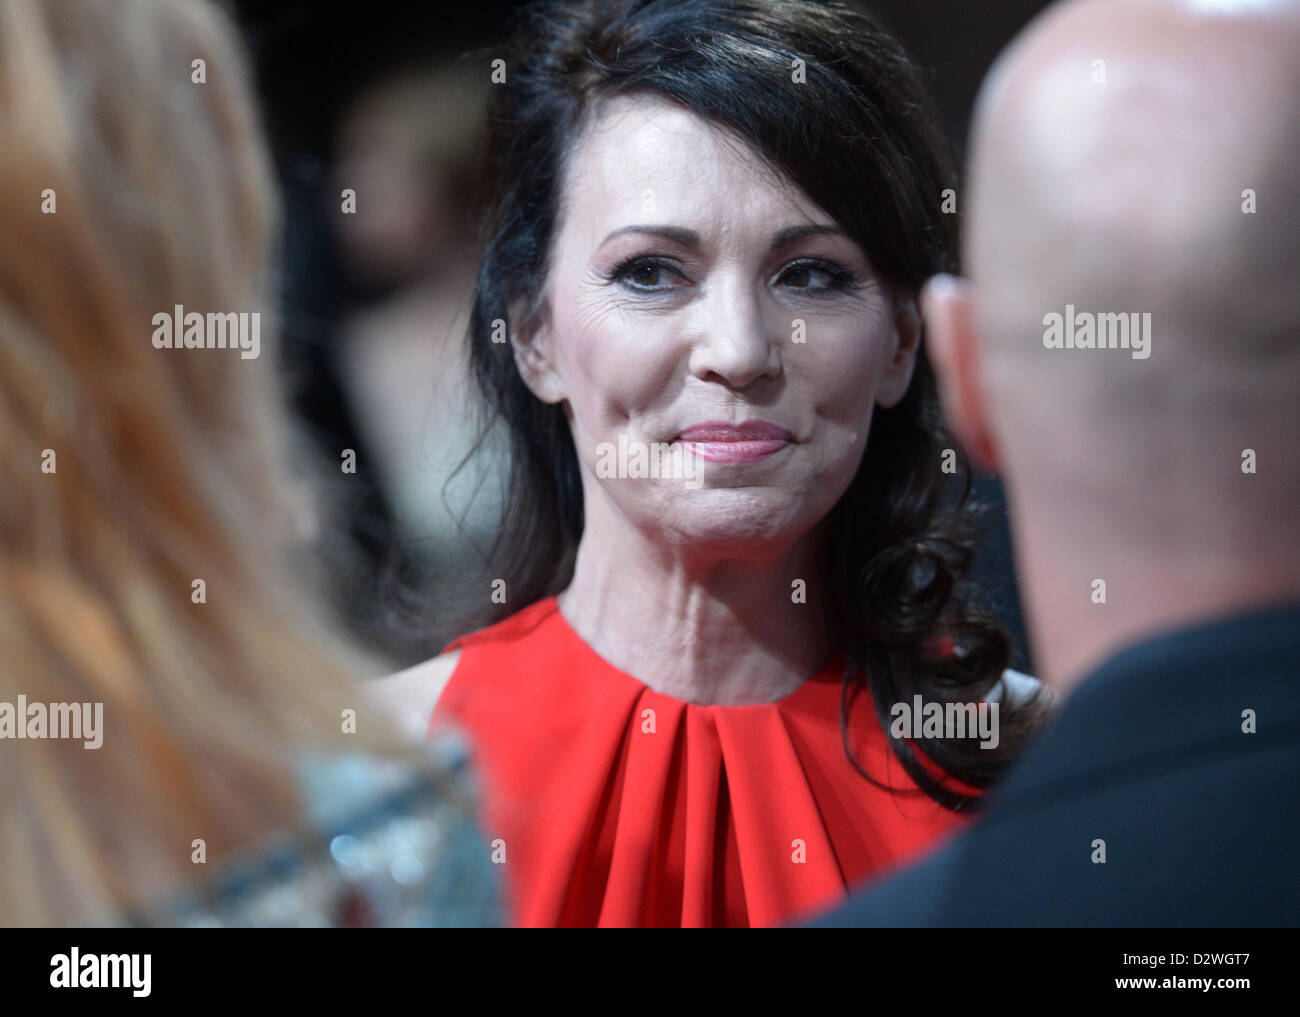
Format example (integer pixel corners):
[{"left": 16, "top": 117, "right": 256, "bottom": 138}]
[{"left": 0, "top": 0, "right": 432, "bottom": 924}]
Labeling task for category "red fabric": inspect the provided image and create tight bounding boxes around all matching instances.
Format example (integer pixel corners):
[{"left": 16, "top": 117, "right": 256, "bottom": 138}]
[{"left": 430, "top": 597, "right": 976, "bottom": 927}]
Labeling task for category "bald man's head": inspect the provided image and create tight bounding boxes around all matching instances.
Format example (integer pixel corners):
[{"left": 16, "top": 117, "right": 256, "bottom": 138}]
[
  {"left": 922, "top": 0, "right": 1300, "bottom": 640},
  {"left": 969, "top": 0, "right": 1299, "bottom": 365},
  {"left": 928, "top": 0, "right": 1300, "bottom": 484},
  {"left": 921, "top": 0, "right": 1300, "bottom": 687}
]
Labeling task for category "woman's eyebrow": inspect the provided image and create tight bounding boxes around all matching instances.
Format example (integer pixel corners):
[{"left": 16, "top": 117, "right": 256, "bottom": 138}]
[
  {"left": 598, "top": 222, "right": 850, "bottom": 251},
  {"left": 598, "top": 224, "right": 701, "bottom": 250},
  {"left": 771, "top": 223, "right": 849, "bottom": 248}
]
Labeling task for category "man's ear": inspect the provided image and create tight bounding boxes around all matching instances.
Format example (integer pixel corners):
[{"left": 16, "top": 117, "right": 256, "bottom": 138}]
[
  {"left": 921, "top": 273, "right": 999, "bottom": 472},
  {"left": 509, "top": 298, "right": 566, "bottom": 405},
  {"left": 875, "top": 290, "right": 922, "bottom": 409}
]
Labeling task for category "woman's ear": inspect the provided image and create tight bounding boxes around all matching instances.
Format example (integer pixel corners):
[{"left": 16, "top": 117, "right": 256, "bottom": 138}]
[
  {"left": 509, "top": 298, "right": 566, "bottom": 404},
  {"left": 874, "top": 289, "right": 922, "bottom": 409}
]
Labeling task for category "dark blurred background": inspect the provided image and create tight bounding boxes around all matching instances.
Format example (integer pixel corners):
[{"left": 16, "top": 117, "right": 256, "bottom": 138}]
[{"left": 228, "top": 0, "right": 1050, "bottom": 672}]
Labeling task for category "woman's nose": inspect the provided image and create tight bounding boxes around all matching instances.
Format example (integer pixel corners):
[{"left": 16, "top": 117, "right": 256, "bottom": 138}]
[{"left": 686, "top": 276, "right": 782, "bottom": 390}]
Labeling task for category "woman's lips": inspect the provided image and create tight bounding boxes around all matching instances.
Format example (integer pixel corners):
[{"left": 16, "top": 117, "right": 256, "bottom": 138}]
[{"left": 674, "top": 420, "right": 793, "bottom": 463}]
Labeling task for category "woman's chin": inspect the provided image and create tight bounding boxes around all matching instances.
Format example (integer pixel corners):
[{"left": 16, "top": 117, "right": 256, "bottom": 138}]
[{"left": 639, "top": 490, "right": 814, "bottom": 552}]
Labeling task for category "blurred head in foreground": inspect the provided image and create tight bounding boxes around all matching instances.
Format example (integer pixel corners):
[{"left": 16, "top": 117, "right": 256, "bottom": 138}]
[
  {"left": 923, "top": 0, "right": 1300, "bottom": 690},
  {"left": 0, "top": 0, "right": 477, "bottom": 924}
]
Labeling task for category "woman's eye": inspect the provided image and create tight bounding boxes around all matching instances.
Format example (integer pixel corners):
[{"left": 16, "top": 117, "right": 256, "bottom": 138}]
[
  {"left": 613, "top": 258, "right": 685, "bottom": 292},
  {"left": 629, "top": 263, "right": 664, "bottom": 287},
  {"left": 776, "top": 260, "right": 855, "bottom": 293},
  {"left": 610, "top": 257, "right": 854, "bottom": 295}
]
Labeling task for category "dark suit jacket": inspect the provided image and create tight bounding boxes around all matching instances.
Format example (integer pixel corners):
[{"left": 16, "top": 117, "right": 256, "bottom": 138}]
[{"left": 811, "top": 601, "right": 1300, "bottom": 927}]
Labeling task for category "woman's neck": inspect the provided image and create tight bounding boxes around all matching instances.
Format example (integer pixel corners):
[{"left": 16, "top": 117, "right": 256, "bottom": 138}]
[{"left": 557, "top": 506, "right": 832, "bottom": 706}]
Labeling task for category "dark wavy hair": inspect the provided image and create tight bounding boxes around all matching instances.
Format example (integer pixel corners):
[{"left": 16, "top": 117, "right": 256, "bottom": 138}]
[{"left": 457, "top": 0, "right": 1045, "bottom": 810}]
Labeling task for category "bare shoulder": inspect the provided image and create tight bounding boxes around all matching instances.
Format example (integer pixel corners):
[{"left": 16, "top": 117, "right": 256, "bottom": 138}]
[
  {"left": 369, "top": 649, "right": 463, "bottom": 741},
  {"left": 993, "top": 667, "right": 1060, "bottom": 711}
]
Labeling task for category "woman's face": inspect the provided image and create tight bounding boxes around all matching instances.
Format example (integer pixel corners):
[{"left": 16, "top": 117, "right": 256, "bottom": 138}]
[{"left": 515, "top": 95, "right": 920, "bottom": 556}]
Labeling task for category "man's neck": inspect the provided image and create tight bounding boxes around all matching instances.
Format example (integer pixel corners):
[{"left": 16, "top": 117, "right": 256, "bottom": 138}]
[{"left": 1013, "top": 503, "right": 1300, "bottom": 698}]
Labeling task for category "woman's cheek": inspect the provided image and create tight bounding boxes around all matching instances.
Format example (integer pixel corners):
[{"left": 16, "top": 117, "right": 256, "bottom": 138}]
[
  {"left": 572, "top": 318, "right": 681, "bottom": 414},
  {"left": 796, "top": 330, "right": 884, "bottom": 427}
]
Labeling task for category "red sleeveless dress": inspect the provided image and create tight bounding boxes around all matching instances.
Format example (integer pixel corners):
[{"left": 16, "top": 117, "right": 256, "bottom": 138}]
[{"left": 430, "top": 596, "right": 975, "bottom": 927}]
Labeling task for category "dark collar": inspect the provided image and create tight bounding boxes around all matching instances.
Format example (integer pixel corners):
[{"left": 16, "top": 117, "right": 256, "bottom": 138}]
[{"left": 988, "top": 599, "right": 1300, "bottom": 815}]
